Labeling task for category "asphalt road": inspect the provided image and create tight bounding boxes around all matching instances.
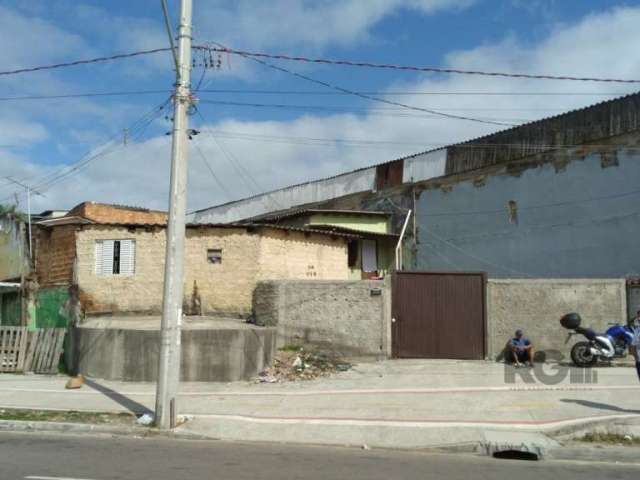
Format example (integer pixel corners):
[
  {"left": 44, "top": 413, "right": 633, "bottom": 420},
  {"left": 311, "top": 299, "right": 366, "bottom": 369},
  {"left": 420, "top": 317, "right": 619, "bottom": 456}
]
[{"left": 1, "top": 432, "right": 638, "bottom": 480}]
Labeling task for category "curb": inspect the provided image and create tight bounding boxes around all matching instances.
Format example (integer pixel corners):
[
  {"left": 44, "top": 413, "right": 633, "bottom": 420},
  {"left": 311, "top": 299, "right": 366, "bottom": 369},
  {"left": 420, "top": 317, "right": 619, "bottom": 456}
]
[
  {"left": 0, "top": 419, "right": 208, "bottom": 441},
  {"left": 0, "top": 419, "right": 149, "bottom": 436}
]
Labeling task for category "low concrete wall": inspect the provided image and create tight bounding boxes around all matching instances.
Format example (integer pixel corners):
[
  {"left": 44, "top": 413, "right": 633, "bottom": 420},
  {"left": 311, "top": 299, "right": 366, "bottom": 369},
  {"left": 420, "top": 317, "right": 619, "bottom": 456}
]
[
  {"left": 487, "top": 279, "right": 627, "bottom": 360},
  {"left": 253, "top": 280, "right": 390, "bottom": 358},
  {"left": 69, "top": 326, "right": 276, "bottom": 382}
]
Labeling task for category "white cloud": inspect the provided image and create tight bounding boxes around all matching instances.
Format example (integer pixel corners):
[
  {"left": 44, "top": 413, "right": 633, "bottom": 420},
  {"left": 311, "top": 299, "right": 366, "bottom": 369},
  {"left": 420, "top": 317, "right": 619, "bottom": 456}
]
[
  {"left": 4, "top": 5, "right": 640, "bottom": 215},
  {"left": 0, "top": 5, "right": 89, "bottom": 70},
  {"left": 195, "top": 0, "right": 475, "bottom": 51}
]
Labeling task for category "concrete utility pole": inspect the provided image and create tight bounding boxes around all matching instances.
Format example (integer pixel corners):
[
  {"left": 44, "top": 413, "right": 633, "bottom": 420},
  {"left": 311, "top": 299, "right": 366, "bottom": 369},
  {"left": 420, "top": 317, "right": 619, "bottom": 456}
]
[
  {"left": 5, "top": 177, "right": 45, "bottom": 261},
  {"left": 155, "top": 0, "right": 193, "bottom": 430}
]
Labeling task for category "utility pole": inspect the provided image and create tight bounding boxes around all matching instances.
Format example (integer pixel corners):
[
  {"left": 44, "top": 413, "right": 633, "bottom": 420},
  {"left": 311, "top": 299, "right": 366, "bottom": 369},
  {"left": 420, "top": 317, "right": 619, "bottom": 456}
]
[
  {"left": 5, "top": 177, "right": 45, "bottom": 260},
  {"left": 155, "top": 0, "right": 193, "bottom": 430}
]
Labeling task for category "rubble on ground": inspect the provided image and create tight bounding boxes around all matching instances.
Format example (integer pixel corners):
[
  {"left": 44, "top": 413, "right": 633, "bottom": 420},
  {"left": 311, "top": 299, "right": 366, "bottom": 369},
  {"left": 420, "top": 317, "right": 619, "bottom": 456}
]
[{"left": 256, "top": 348, "right": 351, "bottom": 383}]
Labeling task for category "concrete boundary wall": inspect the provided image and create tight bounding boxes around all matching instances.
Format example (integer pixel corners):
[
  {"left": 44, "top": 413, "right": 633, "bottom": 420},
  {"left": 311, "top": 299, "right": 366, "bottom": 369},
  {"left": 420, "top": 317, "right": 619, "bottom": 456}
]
[
  {"left": 69, "top": 326, "right": 276, "bottom": 382},
  {"left": 253, "top": 280, "right": 391, "bottom": 359},
  {"left": 487, "top": 278, "right": 627, "bottom": 361}
]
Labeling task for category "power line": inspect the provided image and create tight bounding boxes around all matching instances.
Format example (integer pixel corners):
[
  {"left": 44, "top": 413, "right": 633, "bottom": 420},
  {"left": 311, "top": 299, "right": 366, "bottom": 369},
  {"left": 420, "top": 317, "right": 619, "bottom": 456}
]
[
  {"left": 209, "top": 130, "right": 640, "bottom": 150},
  {"left": 424, "top": 229, "right": 532, "bottom": 277},
  {"left": 198, "top": 99, "right": 532, "bottom": 122},
  {"left": 197, "top": 89, "right": 633, "bottom": 97},
  {"left": 1, "top": 98, "right": 171, "bottom": 203},
  {"left": 0, "top": 48, "right": 172, "bottom": 77},
  {"left": 0, "top": 90, "right": 170, "bottom": 102},
  {"left": 195, "top": 109, "right": 284, "bottom": 211},
  {"left": 192, "top": 142, "right": 232, "bottom": 200},
  {"left": 194, "top": 110, "right": 262, "bottom": 196},
  {"left": 418, "top": 188, "right": 640, "bottom": 219},
  {"left": 1, "top": 43, "right": 638, "bottom": 85},
  {"left": 202, "top": 46, "right": 640, "bottom": 84},
  {"left": 220, "top": 45, "right": 514, "bottom": 127},
  {"left": 200, "top": 100, "right": 607, "bottom": 111}
]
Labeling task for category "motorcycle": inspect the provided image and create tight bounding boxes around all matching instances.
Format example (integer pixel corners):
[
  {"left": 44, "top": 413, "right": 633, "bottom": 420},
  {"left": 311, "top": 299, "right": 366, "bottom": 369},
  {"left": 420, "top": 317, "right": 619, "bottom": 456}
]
[{"left": 560, "top": 313, "right": 634, "bottom": 367}]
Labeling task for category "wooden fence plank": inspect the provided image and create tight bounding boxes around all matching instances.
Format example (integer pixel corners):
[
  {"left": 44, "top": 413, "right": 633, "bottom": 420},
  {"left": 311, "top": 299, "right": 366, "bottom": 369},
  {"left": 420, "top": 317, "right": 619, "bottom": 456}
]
[
  {"left": 6, "top": 329, "right": 15, "bottom": 371},
  {"left": 24, "top": 329, "right": 40, "bottom": 372},
  {"left": 35, "top": 329, "right": 52, "bottom": 373},
  {"left": 30, "top": 330, "right": 41, "bottom": 373},
  {"left": 0, "top": 328, "right": 68, "bottom": 375},
  {"left": 16, "top": 328, "right": 28, "bottom": 371},
  {"left": 49, "top": 330, "right": 66, "bottom": 374},
  {"left": 9, "top": 329, "right": 17, "bottom": 370},
  {"left": 41, "top": 329, "right": 56, "bottom": 374},
  {"left": 0, "top": 328, "right": 28, "bottom": 373},
  {"left": 42, "top": 329, "right": 62, "bottom": 374},
  {"left": 1, "top": 328, "right": 8, "bottom": 373}
]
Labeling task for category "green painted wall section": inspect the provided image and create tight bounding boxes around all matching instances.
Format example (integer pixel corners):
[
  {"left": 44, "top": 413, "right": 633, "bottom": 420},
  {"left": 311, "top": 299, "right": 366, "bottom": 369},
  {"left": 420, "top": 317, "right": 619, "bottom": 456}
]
[
  {"left": 377, "top": 238, "right": 396, "bottom": 275},
  {"left": 0, "top": 292, "right": 21, "bottom": 326},
  {"left": 36, "top": 287, "right": 69, "bottom": 329},
  {"left": 307, "top": 213, "right": 390, "bottom": 234}
]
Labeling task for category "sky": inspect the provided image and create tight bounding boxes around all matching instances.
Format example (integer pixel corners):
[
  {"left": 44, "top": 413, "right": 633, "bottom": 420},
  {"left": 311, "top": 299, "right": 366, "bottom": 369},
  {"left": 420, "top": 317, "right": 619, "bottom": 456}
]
[{"left": 0, "top": 0, "right": 638, "bottom": 213}]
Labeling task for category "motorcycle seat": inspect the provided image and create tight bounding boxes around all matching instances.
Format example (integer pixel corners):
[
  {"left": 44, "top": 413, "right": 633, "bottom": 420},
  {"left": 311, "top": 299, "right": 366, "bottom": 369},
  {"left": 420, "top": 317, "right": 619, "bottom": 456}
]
[{"left": 575, "top": 326, "right": 596, "bottom": 340}]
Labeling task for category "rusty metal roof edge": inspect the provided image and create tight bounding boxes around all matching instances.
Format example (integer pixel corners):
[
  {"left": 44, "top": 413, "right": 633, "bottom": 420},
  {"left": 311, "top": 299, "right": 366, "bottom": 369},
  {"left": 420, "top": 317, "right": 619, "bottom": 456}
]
[
  {"left": 245, "top": 208, "right": 391, "bottom": 223},
  {"left": 37, "top": 219, "right": 360, "bottom": 238},
  {"left": 306, "top": 225, "right": 399, "bottom": 238},
  {"left": 36, "top": 215, "right": 95, "bottom": 226}
]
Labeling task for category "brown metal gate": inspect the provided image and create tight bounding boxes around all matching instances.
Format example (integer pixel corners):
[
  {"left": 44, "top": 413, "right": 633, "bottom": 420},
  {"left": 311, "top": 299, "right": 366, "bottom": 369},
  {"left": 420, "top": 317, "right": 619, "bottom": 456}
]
[{"left": 392, "top": 272, "right": 486, "bottom": 359}]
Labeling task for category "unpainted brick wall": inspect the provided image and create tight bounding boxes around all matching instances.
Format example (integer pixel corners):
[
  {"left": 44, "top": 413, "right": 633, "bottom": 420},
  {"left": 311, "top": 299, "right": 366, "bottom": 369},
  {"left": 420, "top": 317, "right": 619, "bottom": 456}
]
[
  {"left": 257, "top": 229, "right": 349, "bottom": 282},
  {"left": 74, "top": 225, "right": 350, "bottom": 316},
  {"left": 68, "top": 202, "right": 167, "bottom": 225},
  {"left": 35, "top": 225, "right": 77, "bottom": 288}
]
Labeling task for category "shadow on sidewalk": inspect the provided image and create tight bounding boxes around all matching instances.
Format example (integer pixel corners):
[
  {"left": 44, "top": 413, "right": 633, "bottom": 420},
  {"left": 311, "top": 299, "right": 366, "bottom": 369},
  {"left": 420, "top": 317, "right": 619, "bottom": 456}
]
[
  {"left": 561, "top": 399, "right": 640, "bottom": 415},
  {"left": 85, "top": 378, "right": 153, "bottom": 416}
]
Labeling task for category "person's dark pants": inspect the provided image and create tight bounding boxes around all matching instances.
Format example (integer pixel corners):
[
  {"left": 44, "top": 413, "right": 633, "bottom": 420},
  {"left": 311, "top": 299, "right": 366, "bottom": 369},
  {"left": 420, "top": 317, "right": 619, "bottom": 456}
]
[{"left": 514, "top": 350, "right": 528, "bottom": 363}]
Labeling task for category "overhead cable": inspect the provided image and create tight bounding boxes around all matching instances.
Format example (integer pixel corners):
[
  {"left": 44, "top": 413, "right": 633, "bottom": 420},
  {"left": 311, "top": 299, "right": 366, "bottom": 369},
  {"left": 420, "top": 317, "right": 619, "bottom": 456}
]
[
  {"left": 1, "top": 44, "right": 638, "bottom": 85},
  {"left": 0, "top": 48, "right": 171, "bottom": 77},
  {"left": 201, "top": 46, "right": 640, "bottom": 84},
  {"left": 219, "top": 44, "right": 514, "bottom": 127}
]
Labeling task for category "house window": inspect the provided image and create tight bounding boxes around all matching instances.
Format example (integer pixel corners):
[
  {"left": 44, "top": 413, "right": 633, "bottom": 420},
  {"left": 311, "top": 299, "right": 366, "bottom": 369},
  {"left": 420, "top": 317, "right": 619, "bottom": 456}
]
[
  {"left": 207, "top": 249, "right": 222, "bottom": 264},
  {"left": 347, "top": 241, "right": 359, "bottom": 268},
  {"left": 95, "top": 239, "right": 135, "bottom": 276}
]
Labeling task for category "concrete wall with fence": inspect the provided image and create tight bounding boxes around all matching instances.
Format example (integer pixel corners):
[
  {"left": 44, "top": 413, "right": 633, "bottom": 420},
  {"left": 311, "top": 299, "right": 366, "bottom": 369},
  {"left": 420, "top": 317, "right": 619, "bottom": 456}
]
[
  {"left": 486, "top": 278, "right": 628, "bottom": 361},
  {"left": 253, "top": 279, "right": 391, "bottom": 359}
]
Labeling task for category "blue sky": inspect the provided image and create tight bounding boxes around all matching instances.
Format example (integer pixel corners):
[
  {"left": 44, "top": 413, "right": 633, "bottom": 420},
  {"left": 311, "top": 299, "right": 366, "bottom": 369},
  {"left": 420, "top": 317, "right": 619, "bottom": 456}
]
[{"left": 0, "top": 0, "right": 637, "bottom": 212}]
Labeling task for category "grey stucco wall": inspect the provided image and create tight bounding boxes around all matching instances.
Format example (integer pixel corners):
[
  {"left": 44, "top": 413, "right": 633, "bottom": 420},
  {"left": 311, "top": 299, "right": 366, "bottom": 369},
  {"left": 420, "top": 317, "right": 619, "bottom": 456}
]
[
  {"left": 487, "top": 279, "right": 627, "bottom": 361},
  {"left": 253, "top": 280, "right": 390, "bottom": 358},
  {"left": 69, "top": 326, "right": 276, "bottom": 382},
  {"left": 415, "top": 151, "right": 640, "bottom": 278}
]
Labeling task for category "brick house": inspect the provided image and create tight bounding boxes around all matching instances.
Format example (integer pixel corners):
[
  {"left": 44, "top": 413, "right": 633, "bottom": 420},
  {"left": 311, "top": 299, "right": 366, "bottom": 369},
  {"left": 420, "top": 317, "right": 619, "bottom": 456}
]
[{"left": 34, "top": 202, "right": 355, "bottom": 323}]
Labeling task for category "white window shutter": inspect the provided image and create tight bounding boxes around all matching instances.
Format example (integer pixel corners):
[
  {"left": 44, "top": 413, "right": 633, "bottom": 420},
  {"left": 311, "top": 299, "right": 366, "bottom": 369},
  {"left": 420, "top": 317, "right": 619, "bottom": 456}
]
[
  {"left": 101, "top": 240, "right": 115, "bottom": 276},
  {"left": 119, "top": 240, "right": 135, "bottom": 275},
  {"left": 95, "top": 241, "right": 104, "bottom": 274}
]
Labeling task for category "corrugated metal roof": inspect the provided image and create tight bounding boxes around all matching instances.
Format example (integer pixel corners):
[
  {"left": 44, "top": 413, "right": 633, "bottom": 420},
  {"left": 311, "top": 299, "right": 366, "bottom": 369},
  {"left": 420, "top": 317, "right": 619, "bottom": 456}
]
[{"left": 190, "top": 91, "right": 640, "bottom": 215}]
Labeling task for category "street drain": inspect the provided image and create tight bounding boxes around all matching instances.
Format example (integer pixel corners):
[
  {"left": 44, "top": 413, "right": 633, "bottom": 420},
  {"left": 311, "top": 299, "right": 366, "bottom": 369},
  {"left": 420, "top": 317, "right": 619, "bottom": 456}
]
[{"left": 492, "top": 450, "right": 539, "bottom": 461}]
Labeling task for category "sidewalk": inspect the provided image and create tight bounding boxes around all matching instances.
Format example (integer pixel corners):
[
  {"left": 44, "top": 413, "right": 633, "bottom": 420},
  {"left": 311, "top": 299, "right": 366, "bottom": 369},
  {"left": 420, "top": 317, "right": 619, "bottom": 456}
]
[{"left": 2, "top": 360, "right": 639, "bottom": 449}]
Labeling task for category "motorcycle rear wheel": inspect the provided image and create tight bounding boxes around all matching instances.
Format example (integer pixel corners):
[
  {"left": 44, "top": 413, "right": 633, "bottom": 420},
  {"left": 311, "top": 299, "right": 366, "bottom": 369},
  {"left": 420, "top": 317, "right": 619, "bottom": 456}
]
[{"left": 571, "top": 341, "right": 597, "bottom": 368}]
